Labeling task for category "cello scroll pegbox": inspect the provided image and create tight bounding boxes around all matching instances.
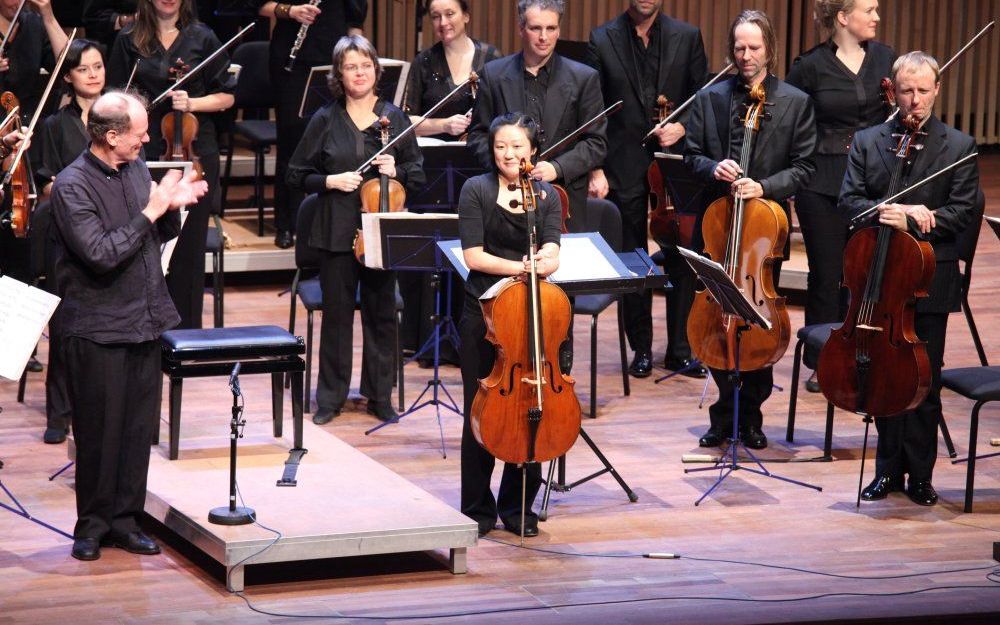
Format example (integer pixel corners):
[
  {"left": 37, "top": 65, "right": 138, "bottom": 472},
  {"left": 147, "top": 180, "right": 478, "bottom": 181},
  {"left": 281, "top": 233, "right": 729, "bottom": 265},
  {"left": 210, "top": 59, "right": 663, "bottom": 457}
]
[
  {"left": 469, "top": 71, "right": 479, "bottom": 99},
  {"left": 880, "top": 77, "right": 896, "bottom": 109}
]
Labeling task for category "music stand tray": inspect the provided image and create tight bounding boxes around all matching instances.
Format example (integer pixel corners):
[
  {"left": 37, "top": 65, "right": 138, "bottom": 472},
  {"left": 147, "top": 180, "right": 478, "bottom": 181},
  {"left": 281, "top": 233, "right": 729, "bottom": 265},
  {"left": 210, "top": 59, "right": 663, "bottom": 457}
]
[{"left": 677, "top": 247, "right": 822, "bottom": 505}]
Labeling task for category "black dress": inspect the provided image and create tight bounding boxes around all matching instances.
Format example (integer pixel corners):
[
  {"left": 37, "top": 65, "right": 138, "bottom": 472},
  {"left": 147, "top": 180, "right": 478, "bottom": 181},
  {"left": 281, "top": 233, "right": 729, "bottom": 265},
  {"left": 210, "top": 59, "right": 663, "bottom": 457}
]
[
  {"left": 287, "top": 99, "right": 424, "bottom": 411},
  {"left": 108, "top": 22, "right": 236, "bottom": 329},
  {"left": 456, "top": 172, "right": 562, "bottom": 534},
  {"left": 786, "top": 40, "right": 895, "bottom": 361}
]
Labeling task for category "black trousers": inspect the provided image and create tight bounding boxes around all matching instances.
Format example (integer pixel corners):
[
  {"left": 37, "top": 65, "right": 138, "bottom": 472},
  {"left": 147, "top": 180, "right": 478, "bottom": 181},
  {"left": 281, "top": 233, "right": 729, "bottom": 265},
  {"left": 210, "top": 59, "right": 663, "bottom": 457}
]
[
  {"left": 270, "top": 62, "right": 310, "bottom": 233},
  {"left": 64, "top": 337, "right": 160, "bottom": 540},
  {"left": 165, "top": 151, "right": 219, "bottom": 329},
  {"left": 795, "top": 190, "right": 849, "bottom": 367},
  {"left": 611, "top": 188, "right": 653, "bottom": 354},
  {"left": 459, "top": 297, "right": 541, "bottom": 533},
  {"left": 874, "top": 312, "right": 948, "bottom": 483},
  {"left": 316, "top": 250, "right": 397, "bottom": 410},
  {"left": 659, "top": 244, "right": 696, "bottom": 362}
]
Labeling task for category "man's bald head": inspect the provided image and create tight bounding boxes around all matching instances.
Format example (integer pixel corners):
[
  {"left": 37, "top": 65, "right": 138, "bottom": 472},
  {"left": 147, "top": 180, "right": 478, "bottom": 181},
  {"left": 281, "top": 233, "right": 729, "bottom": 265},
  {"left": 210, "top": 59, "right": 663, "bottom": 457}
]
[{"left": 88, "top": 91, "right": 150, "bottom": 164}]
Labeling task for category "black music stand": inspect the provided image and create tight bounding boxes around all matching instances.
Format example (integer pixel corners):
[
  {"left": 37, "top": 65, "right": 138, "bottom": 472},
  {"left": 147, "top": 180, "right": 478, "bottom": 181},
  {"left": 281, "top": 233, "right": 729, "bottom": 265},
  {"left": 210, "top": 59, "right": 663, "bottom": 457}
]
[
  {"left": 678, "top": 248, "right": 822, "bottom": 505},
  {"left": 362, "top": 214, "right": 462, "bottom": 458},
  {"left": 408, "top": 143, "right": 487, "bottom": 213}
]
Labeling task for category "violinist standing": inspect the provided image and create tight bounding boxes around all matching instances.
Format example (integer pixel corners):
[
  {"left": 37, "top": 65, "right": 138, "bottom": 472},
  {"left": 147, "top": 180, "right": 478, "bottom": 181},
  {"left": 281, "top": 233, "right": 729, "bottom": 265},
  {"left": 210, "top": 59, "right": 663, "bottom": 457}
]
[
  {"left": 82, "top": 0, "right": 138, "bottom": 51},
  {"left": 684, "top": 10, "right": 816, "bottom": 450},
  {"left": 287, "top": 35, "right": 424, "bottom": 425},
  {"left": 785, "top": 0, "right": 895, "bottom": 389},
  {"left": 840, "top": 52, "right": 978, "bottom": 506},
  {"left": 458, "top": 113, "right": 562, "bottom": 538},
  {"left": 108, "top": 0, "right": 236, "bottom": 329},
  {"left": 586, "top": 0, "right": 708, "bottom": 379},
  {"left": 258, "top": 0, "right": 368, "bottom": 250}
]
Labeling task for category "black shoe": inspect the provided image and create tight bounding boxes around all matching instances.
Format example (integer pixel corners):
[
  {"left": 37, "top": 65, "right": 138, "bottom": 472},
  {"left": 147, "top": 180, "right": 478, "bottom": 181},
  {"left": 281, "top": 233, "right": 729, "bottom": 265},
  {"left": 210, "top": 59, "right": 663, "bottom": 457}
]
[
  {"left": 502, "top": 520, "right": 539, "bottom": 537},
  {"left": 699, "top": 427, "right": 726, "bottom": 448},
  {"left": 43, "top": 426, "right": 67, "bottom": 444},
  {"left": 628, "top": 351, "right": 652, "bottom": 378},
  {"left": 367, "top": 402, "right": 398, "bottom": 422},
  {"left": 664, "top": 356, "right": 707, "bottom": 378},
  {"left": 805, "top": 371, "right": 821, "bottom": 393},
  {"left": 861, "top": 474, "right": 903, "bottom": 501},
  {"left": 274, "top": 230, "right": 294, "bottom": 249},
  {"left": 740, "top": 425, "right": 768, "bottom": 450},
  {"left": 312, "top": 407, "right": 340, "bottom": 425},
  {"left": 107, "top": 531, "right": 161, "bottom": 555},
  {"left": 71, "top": 537, "right": 101, "bottom": 561},
  {"left": 905, "top": 479, "right": 938, "bottom": 506},
  {"left": 26, "top": 356, "right": 43, "bottom": 373}
]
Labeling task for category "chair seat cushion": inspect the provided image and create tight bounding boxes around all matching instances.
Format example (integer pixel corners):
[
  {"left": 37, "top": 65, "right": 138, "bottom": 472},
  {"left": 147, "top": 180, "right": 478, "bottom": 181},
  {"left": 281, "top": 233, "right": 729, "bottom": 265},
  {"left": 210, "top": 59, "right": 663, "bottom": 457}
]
[
  {"left": 235, "top": 119, "right": 277, "bottom": 146},
  {"left": 941, "top": 366, "right": 1000, "bottom": 402},
  {"left": 573, "top": 293, "right": 616, "bottom": 316},
  {"left": 162, "top": 325, "right": 303, "bottom": 360},
  {"left": 797, "top": 322, "right": 839, "bottom": 350},
  {"left": 298, "top": 278, "right": 323, "bottom": 311},
  {"left": 205, "top": 227, "right": 223, "bottom": 253}
]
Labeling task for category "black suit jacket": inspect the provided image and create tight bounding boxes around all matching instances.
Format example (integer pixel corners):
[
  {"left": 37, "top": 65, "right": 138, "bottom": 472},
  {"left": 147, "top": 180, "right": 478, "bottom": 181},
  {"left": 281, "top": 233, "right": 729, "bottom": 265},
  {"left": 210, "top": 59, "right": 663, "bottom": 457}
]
[
  {"left": 838, "top": 116, "right": 979, "bottom": 312},
  {"left": 586, "top": 13, "right": 707, "bottom": 198},
  {"left": 467, "top": 52, "right": 607, "bottom": 228}
]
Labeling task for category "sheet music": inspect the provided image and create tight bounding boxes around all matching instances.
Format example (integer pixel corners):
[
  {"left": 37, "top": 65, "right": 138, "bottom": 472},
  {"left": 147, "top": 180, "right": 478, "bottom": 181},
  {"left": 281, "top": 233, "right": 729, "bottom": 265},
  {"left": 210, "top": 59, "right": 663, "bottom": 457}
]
[
  {"left": 548, "top": 236, "right": 624, "bottom": 282},
  {"left": 361, "top": 212, "right": 459, "bottom": 269},
  {"left": 0, "top": 276, "right": 61, "bottom": 380}
]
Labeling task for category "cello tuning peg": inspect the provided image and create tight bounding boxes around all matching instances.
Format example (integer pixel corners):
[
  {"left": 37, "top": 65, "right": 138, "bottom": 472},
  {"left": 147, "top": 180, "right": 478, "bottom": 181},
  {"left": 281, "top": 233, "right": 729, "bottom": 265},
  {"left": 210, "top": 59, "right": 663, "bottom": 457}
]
[
  {"left": 509, "top": 199, "right": 521, "bottom": 209},
  {"left": 507, "top": 183, "right": 518, "bottom": 192}
]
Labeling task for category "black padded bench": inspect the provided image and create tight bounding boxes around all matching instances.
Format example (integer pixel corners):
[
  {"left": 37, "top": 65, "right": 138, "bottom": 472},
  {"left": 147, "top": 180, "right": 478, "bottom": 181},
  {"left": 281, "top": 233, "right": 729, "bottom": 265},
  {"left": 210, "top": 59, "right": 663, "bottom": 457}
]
[{"left": 159, "top": 325, "right": 306, "bottom": 460}]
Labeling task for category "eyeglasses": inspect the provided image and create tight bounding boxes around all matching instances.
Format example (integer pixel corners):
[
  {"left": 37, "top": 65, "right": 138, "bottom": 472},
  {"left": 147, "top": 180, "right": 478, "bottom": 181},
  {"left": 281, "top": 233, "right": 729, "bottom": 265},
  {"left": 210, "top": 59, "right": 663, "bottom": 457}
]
[{"left": 342, "top": 63, "right": 376, "bottom": 74}]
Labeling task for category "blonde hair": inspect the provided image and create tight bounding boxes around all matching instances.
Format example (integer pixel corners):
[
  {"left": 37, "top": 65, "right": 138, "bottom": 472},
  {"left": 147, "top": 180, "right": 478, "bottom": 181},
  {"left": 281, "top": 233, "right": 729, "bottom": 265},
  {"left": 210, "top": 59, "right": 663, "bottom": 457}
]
[
  {"left": 892, "top": 51, "right": 941, "bottom": 83},
  {"left": 814, "top": 0, "right": 858, "bottom": 31}
]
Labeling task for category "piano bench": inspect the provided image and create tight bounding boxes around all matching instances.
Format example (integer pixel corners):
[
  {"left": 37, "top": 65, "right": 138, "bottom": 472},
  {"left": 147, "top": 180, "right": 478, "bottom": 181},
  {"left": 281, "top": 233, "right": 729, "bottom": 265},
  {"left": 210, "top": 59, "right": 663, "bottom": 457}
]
[{"left": 159, "top": 325, "right": 306, "bottom": 460}]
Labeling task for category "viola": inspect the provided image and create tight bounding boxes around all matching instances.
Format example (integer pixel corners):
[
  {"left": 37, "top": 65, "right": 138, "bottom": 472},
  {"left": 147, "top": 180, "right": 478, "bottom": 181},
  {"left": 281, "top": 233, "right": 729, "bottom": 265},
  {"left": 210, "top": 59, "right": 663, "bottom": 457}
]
[
  {"left": 686, "top": 82, "right": 791, "bottom": 372},
  {"left": 646, "top": 95, "right": 695, "bottom": 248},
  {"left": 817, "top": 115, "right": 934, "bottom": 417},
  {"left": 471, "top": 160, "right": 580, "bottom": 466},
  {"left": 353, "top": 116, "right": 407, "bottom": 264},
  {"left": 0, "top": 91, "right": 29, "bottom": 237},
  {"left": 160, "top": 57, "right": 205, "bottom": 179}
]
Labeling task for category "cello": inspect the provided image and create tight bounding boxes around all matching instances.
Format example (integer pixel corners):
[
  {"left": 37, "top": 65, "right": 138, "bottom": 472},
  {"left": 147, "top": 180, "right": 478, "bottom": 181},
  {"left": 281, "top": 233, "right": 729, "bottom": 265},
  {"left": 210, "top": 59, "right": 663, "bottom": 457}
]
[
  {"left": 353, "top": 116, "right": 407, "bottom": 264},
  {"left": 817, "top": 115, "right": 935, "bottom": 417},
  {"left": 686, "top": 82, "right": 791, "bottom": 372},
  {"left": 471, "top": 160, "right": 580, "bottom": 471}
]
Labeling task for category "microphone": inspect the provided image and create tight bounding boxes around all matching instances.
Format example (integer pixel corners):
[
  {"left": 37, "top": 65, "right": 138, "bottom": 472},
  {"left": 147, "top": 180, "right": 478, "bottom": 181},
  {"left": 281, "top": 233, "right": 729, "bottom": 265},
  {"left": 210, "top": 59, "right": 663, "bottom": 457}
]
[{"left": 228, "top": 361, "right": 241, "bottom": 392}]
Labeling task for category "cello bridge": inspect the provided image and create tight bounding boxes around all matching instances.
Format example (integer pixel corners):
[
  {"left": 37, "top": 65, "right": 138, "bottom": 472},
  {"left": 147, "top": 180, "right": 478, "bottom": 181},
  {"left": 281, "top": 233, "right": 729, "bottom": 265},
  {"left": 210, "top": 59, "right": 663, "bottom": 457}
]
[
  {"left": 521, "top": 376, "right": 547, "bottom": 387},
  {"left": 856, "top": 324, "right": 883, "bottom": 332}
]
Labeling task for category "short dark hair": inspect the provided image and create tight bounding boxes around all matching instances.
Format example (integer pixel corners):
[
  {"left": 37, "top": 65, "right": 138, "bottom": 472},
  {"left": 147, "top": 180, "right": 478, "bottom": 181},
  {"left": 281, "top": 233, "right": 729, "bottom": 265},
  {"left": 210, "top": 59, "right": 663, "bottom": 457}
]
[
  {"left": 488, "top": 112, "right": 540, "bottom": 171},
  {"left": 728, "top": 10, "right": 778, "bottom": 75},
  {"left": 61, "top": 38, "right": 106, "bottom": 97},
  {"left": 87, "top": 91, "right": 147, "bottom": 146},
  {"left": 327, "top": 35, "right": 383, "bottom": 100},
  {"left": 517, "top": 0, "right": 565, "bottom": 27}
]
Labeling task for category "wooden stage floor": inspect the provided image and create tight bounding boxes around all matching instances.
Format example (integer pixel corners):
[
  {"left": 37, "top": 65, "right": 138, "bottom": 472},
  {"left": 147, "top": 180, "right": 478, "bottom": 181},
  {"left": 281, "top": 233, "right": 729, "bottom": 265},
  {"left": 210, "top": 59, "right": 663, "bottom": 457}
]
[{"left": 2, "top": 156, "right": 1000, "bottom": 623}]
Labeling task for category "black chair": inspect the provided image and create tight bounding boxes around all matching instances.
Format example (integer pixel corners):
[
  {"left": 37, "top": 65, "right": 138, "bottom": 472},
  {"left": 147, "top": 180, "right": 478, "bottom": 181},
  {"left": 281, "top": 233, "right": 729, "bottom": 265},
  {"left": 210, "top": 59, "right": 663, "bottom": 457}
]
[
  {"left": 941, "top": 366, "right": 1000, "bottom": 512},
  {"left": 570, "top": 198, "right": 630, "bottom": 418},
  {"left": 287, "top": 195, "right": 405, "bottom": 413},
  {"left": 221, "top": 41, "right": 277, "bottom": 236},
  {"left": 785, "top": 190, "right": 987, "bottom": 457}
]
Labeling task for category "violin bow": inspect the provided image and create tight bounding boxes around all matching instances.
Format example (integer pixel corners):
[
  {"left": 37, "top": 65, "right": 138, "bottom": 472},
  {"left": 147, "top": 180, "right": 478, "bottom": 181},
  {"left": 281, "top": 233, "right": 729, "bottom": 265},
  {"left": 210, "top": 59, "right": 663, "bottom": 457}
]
[
  {"left": 124, "top": 60, "right": 140, "bottom": 92},
  {"left": 356, "top": 72, "right": 479, "bottom": 174},
  {"left": 148, "top": 22, "right": 255, "bottom": 107},
  {"left": 886, "top": 20, "right": 995, "bottom": 121},
  {"left": 642, "top": 62, "right": 735, "bottom": 144},
  {"left": 0, "top": 0, "right": 25, "bottom": 60},
  {"left": 1, "top": 29, "right": 76, "bottom": 185},
  {"left": 537, "top": 100, "right": 622, "bottom": 161},
  {"left": 849, "top": 151, "right": 978, "bottom": 226},
  {"left": 0, "top": 105, "right": 19, "bottom": 135}
]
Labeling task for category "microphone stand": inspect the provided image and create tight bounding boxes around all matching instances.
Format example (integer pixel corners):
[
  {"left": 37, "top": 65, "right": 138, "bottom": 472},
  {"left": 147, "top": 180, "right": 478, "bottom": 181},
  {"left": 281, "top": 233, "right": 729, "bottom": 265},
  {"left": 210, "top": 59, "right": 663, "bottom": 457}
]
[{"left": 209, "top": 363, "right": 255, "bottom": 525}]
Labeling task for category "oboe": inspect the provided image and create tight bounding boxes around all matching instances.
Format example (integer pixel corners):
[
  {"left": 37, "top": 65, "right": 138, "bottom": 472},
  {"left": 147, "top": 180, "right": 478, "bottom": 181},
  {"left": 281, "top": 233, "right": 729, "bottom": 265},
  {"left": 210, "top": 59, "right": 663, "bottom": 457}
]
[{"left": 284, "top": 0, "right": 322, "bottom": 72}]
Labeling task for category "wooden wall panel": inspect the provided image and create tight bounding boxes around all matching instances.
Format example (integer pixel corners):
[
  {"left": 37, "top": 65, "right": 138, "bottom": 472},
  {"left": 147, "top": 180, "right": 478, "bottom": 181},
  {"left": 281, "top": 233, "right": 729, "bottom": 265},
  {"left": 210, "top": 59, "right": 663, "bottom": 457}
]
[{"left": 364, "top": 0, "right": 1000, "bottom": 144}]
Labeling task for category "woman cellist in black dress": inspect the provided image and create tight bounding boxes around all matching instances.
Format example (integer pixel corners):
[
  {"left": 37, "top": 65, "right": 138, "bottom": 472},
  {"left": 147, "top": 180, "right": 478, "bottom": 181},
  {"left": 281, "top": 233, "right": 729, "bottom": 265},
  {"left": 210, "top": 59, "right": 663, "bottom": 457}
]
[{"left": 458, "top": 113, "right": 562, "bottom": 538}]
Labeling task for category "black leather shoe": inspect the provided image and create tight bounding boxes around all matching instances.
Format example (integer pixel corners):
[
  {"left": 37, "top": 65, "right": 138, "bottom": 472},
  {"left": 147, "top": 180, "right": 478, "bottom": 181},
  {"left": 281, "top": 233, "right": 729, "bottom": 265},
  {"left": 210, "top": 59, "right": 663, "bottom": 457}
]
[
  {"left": 43, "top": 426, "right": 67, "bottom": 444},
  {"left": 805, "top": 371, "right": 821, "bottom": 393},
  {"left": 274, "top": 230, "right": 294, "bottom": 249},
  {"left": 699, "top": 427, "right": 726, "bottom": 448},
  {"left": 312, "top": 407, "right": 340, "bottom": 425},
  {"left": 905, "top": 479, "right": 938, "bottom": 506},
  {"left": 71, "top": 537, "right": 101, "bottom": 561},
  {"left": 628, "top": 351, "right": 653, "bottom": 378},
  {"left": 107, "top": 531, "right": 161, "bottom": 555},
  {"left": 367, "top": 402, "right": 398, "bottom": 422},
  {"left": 664, "top": 356, "right": 707, "bottom": 378},
  {"left": 502, "top": 520, "right": 539, "bottom": 537},
  {"left": 740, "top": 425, "right": 768, "bottom": 450},
  {"left": 861, "top": 474, "right": 903, "bottom": 501},
  {"left": 26, "top": 356, "right": 43, "bottom": 373}
]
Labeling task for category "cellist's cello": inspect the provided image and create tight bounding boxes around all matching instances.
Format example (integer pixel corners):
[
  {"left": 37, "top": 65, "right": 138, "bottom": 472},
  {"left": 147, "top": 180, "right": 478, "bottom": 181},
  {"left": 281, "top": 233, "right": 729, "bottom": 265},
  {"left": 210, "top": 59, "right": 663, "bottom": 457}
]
[{"left": 686, "top": 82, "right": 791, "bottom": 372}]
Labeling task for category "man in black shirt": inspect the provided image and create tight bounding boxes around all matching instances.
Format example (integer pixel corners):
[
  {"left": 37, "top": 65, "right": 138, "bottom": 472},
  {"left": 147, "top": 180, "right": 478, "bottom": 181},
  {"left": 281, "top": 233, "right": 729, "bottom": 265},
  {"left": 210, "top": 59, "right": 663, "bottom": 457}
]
[
  {"left": 587, "top": 0, "right": 708, "bottom": 378},
  {"left": 51, "top": 91, "right": 207, "bottom": 561}
]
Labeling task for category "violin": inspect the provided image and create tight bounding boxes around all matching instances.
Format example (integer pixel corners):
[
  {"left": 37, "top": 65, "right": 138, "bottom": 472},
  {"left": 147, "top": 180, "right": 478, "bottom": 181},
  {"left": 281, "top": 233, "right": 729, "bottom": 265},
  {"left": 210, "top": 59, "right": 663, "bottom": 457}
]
[
  {"left": 686, "top": 82, "right": 791, "bottom": 372},
  {"left": 471, "top": 159, "right": 580, "bottom": 466},
  {"left": 160, "top": 57, "right": 204, "bottom": 179},
  {"left": 817, "top": 115, "right": 934, "bottom": 417},
  {"left": 0, "top": 91, "right": 30, "bottom": 237},
  {"left": 353, "top": 116, "right": 407, "bottom": 264},
  {"left": 646, "top": 95, "right": 695, "bottom": 248}
]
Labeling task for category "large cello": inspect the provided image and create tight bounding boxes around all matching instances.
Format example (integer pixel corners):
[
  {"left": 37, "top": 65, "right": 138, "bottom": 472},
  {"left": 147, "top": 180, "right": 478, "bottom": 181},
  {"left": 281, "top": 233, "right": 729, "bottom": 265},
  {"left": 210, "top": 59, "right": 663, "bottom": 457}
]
[
  {"left": 817, "top": 115, "right": 935, "bottom": 417},
  {"left": 471, "top": 160, "right": 581, "bottom": 472},
  {"left": 686, "top": 82, "right": 791, "bottom": 372}
]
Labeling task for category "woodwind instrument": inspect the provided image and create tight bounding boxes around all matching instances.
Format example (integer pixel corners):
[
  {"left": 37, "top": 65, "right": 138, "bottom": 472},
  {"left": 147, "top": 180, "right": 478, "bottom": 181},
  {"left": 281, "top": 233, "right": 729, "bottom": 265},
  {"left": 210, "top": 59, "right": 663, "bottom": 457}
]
[{"left": 285, "top": 0, "right": 322, "bottom": 72}]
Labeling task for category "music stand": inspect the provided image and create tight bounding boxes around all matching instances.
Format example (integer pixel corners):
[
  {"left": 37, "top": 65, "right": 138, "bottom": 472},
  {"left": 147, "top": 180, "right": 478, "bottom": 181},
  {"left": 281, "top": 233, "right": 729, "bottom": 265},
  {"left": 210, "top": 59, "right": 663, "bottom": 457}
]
[
  {"left": 299, "top": 59, "right": 410, "bottom": 118},
  {"left": 361, "top": 213, "right": 462, "bottom": 458},
  {"left": 678, "top": 247, "right": 822, "bottom": 505},
  {"left": 409, "top": 141, "right": 487, "bottom": 213}
]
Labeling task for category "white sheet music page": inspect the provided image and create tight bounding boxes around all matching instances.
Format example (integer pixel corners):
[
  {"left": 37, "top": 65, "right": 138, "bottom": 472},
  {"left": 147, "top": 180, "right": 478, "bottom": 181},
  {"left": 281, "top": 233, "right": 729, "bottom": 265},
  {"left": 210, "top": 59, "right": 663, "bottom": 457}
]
[
  {"left": 0, "top": 276, "right": 60, "bottom": 380},
  {"left": 548, "top": 236, "right": 622, "bottom": 283}
]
